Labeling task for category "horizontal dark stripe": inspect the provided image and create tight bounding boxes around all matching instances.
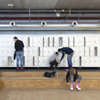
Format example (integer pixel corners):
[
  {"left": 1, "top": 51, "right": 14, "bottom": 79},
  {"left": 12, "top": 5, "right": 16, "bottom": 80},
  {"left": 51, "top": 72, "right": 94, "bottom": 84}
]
[
  {"left": 0, "top": 67, "right": 100, "bottom": 72},
  {"left": 0, "top": 16, "right": 100, "bottom": 20}
]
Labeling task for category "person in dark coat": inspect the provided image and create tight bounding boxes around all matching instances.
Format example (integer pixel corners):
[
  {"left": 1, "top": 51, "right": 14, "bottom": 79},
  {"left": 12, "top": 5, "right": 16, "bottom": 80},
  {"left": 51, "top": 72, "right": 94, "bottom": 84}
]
[
  {"left": 13, "top": 37, "right": 24, "bottom": 70},
  {"left": 58, "top": 47, "right": 74, "bottom": 67}
]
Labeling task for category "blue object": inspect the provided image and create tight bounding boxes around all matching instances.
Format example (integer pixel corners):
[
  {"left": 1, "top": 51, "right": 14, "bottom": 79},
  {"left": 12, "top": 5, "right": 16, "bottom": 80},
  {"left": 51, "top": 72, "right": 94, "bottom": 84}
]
[{"left": 16, "top": 51, "right": 24, "bottom": 67}]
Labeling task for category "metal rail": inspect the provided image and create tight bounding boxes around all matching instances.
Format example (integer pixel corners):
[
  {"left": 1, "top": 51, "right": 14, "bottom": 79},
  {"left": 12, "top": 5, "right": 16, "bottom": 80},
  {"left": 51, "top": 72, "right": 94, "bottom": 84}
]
[
  {"left": 0, "top": 23, "right": 100, "bottom": 30},
  {"left": 0, "top": 9, "right": 100, "bottom": 13},
  {"left": 0, "top": 10, "right": 100, "bottom": 20}
]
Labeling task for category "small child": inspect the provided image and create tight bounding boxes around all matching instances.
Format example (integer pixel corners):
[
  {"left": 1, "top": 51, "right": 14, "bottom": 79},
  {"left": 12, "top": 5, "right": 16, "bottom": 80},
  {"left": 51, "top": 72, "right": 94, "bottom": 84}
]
[
  {"left": 66, "top": 68, "right": 82, "bottom": 91},
  {"left": 44, "top": 52, "right": 61, "bottom": 78},
  {"left": 49, "top": 52, "right": 60, "bottom": 69}
]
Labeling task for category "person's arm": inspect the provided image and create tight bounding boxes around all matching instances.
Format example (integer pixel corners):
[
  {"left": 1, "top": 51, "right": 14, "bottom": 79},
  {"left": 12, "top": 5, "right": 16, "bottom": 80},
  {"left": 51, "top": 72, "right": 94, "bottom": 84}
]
[
  {"left": 15, "top": 42, "right": 17, "bottom": 50},
  {"left": 60, "top": 52, "right": 65, "bottom": 61},
  {"left": 14, "top": 51, "right": 16, "bottom": 60},
  {"left": 22, "top": 41, "right": 24, "bottom": 48}
]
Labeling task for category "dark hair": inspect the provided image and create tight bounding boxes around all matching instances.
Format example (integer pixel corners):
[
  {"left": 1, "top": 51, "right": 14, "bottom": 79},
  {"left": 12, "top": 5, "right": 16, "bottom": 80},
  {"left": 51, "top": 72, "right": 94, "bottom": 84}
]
[
  {"left": 58, "top": 49, "right": 62, "bottom": 52},
  {"left": 55, "top": 52, "right": 58, "bottom": 55},
  {"left": 13, "top": 37, "right": 18, "bottom": 39}
]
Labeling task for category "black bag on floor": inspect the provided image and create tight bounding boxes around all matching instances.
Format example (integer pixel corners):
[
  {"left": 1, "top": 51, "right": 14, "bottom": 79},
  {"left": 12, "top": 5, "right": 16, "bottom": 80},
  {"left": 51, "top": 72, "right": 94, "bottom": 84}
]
[{"left": 44, "top": 72, "right": 56, "bottom": 78}]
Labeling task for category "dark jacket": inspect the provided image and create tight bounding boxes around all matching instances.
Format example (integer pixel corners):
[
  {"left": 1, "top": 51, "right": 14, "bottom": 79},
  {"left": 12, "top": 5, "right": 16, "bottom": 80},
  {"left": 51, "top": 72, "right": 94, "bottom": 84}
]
[
  {"left": 60, "top": 47, "right": 74, "bottom": 61},
  {"left": 15, "top": 40, "right": 24, "bottom": 52},
  {"left": 66, "top": 69, "right": 78, "bottom": 82},
  {"left": 50, "top": 60, "right": 58, "bottom": 68}
]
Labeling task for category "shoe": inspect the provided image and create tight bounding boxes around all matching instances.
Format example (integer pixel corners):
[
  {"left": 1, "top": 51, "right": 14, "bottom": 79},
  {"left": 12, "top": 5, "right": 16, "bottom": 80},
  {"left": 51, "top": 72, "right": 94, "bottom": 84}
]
[
  {"left": 21, "top": 67, "right": 24, "bottom": 71},
  {"left": 76, "top": 84, "right": 81, "bottom": 91},
  {"left": 70, "top": 84, "right": 73, "bottom": 91},
  {"left": 16, "top": 67, "right": 19, "bottom": 70}
]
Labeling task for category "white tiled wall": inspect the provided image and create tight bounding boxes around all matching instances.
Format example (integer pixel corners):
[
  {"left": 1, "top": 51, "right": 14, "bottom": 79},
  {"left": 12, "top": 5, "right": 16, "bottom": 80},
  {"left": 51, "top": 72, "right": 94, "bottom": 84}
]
[{"left": 0, "top": 31, "right": 100, "bottom": 67}]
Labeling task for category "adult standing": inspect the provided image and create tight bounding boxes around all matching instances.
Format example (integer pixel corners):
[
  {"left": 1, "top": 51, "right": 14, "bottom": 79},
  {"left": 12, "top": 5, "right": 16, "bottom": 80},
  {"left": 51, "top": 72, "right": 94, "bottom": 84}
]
[
  {"left": 58, "top": 47, "right": 74, "bottom": 67},
  {"left": 13, "top": 37, "right": 24, "bottom": 70}
]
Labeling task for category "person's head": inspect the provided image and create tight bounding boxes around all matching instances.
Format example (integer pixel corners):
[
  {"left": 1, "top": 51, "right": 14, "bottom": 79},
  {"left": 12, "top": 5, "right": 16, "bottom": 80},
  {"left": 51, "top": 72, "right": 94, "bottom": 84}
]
[
  {"left": 69, "top": 68, "right": 77, "bottom": 75},
  {"left": 58, "top": 48, "right": 62, "bottom": 53},
  {"left": 55, "top": 52, "right": 59, "bottom": 56},
  {"left": 69, "top": 67, "right": 74, "bottom": 75},
  {"left": 13, "top": 37, "right": 18, "bottom": 42}
]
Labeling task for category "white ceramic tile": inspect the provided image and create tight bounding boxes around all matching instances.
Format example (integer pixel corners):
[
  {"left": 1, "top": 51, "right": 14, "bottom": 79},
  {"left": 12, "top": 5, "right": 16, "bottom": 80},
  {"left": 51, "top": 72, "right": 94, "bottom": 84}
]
[{"left": 38, "top": 57, "right": 49, "bottom": 67}]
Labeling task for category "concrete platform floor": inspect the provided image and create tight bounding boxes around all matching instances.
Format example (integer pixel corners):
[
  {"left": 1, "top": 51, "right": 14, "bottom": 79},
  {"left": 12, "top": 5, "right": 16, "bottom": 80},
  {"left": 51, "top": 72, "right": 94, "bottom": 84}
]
[{"left": 0, "top": 89, "right": 100, "bottom": 100}]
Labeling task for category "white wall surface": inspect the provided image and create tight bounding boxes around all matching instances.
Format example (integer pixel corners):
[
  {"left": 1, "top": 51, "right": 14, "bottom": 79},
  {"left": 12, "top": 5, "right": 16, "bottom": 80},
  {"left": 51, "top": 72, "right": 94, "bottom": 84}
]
[{"left": 0, "top": 31, "right": 100, "bottom": 67}]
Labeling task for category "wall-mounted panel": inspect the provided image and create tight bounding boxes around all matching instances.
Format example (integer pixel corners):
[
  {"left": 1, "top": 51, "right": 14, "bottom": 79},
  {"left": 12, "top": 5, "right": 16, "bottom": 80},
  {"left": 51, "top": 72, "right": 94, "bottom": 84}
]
[{"left": 0, "top": 31, "right": 100, "bottom": 67}]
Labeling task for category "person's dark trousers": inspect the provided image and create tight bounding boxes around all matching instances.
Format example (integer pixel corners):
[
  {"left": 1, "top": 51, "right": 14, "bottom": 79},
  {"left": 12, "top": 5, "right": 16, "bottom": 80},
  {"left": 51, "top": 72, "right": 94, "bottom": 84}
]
[
  {"left": 16, "top": 51, "right": 24, "bottom": 67},
  {"left": 67, "top": 53, "right": 73, "bottom": 67}
]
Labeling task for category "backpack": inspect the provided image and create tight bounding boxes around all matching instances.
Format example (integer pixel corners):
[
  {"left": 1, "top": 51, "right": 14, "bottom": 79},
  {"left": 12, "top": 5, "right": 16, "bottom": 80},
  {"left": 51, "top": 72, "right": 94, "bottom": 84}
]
[{"left": 44, "top": 72, "right": 56, "bottom": 78}]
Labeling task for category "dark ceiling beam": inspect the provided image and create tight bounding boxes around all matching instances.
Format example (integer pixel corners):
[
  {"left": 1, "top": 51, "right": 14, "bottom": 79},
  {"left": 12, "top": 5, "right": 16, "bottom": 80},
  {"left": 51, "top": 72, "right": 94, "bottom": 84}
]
[
  {"left": 0, "top": 16, "right": 100, "bottom": 20},
  {"left": 0, "top": 9, "right": 100, "bottom": 14}
]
